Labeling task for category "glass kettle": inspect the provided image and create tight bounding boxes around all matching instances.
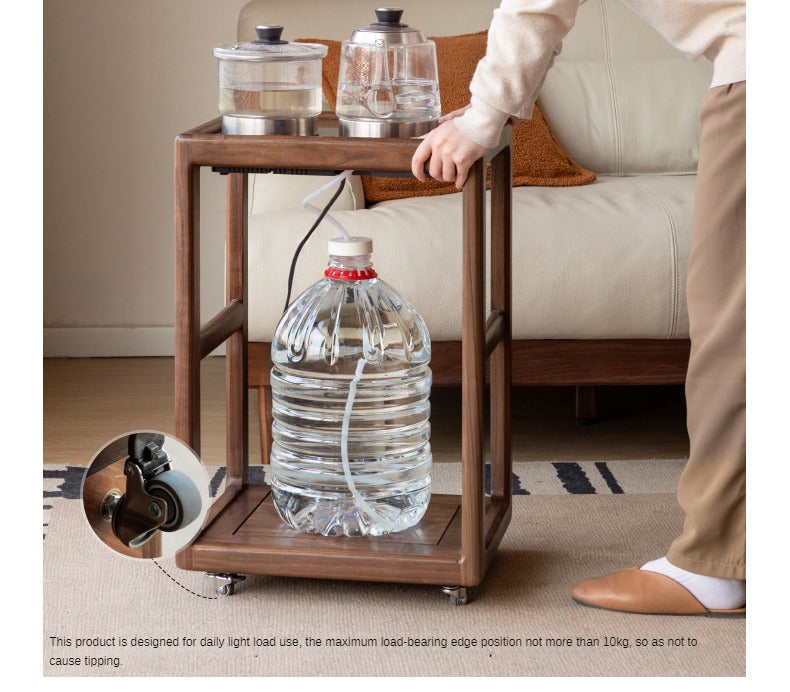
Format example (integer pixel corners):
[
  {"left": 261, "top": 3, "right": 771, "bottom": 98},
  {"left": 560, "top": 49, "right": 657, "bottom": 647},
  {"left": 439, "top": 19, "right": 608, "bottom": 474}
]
[
  {"left": 213, "top": 25, "right": 327, "bottom": 135},
  {"left": 336, "top": 8, "right": 441, "bottom": 138}
]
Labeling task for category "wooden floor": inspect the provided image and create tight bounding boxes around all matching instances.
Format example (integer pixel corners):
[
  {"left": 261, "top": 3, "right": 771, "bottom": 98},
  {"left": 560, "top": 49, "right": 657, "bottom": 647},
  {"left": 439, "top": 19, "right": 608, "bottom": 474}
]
[{"left": 43, "top": 357, "right": 689, "bottom": 467}]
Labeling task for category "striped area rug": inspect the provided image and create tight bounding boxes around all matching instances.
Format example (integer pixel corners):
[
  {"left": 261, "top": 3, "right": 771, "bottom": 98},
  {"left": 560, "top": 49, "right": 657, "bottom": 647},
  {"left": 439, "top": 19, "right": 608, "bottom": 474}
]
[{"left": 44, "top": 459, "right": 684, "bottom": 538}]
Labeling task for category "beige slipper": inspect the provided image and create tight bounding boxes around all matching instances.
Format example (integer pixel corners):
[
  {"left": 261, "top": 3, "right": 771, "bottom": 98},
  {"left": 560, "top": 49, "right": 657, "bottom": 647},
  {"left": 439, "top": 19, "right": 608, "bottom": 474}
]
[{"left": 572, "top": 568, "right": 746, "bottom": 617}]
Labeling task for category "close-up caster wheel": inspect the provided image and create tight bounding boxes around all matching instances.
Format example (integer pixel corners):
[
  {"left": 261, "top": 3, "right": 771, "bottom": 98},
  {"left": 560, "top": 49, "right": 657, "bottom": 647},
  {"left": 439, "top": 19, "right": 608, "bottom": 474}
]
[
  {"left": 441, "top": 586, "right": 468, "bottom": 606},
  {"left": 208, "top": 573, "right": 246, "bottom": 597},
  {"left": 82, "top": 431, "right": 209, "bottom": 558}
]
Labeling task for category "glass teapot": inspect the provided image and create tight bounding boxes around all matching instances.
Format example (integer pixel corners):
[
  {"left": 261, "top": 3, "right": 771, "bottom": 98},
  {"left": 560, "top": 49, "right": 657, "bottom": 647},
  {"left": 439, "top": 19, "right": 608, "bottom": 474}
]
[{"left": 336, "top": 8, "right": 441, "bottom": 138}]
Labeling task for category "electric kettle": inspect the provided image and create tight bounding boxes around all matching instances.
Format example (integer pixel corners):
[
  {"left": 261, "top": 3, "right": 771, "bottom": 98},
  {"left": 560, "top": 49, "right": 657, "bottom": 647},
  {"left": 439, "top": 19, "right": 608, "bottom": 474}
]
[
  {"left": 336, "top": 8, "right": 441, "bottom": 138},
  {"left": 213, "top": 26, "right": 328, "bottom": 135}
]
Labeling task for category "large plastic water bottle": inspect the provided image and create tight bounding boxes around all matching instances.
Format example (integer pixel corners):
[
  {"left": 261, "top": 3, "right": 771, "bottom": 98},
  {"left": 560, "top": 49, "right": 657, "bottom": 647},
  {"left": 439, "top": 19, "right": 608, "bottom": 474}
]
[{"left": 269, "top": 235, "right": 432, "bottom": 537}]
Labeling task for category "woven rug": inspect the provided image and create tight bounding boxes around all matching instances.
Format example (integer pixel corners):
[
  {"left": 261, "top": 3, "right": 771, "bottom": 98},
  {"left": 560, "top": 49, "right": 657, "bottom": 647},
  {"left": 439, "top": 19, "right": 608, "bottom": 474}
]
[
  {"left": 43, "top": 460, "right": 745, "bottom": 677},
  {"left": 43, "top": 459, "right": 686, "bottom": 538}
]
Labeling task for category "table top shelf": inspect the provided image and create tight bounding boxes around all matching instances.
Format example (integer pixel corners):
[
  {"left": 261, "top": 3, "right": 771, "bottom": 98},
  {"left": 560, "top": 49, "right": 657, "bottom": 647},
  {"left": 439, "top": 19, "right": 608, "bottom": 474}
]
[{"left": 178, "top": 115, "right": 423, "bottom": 175}]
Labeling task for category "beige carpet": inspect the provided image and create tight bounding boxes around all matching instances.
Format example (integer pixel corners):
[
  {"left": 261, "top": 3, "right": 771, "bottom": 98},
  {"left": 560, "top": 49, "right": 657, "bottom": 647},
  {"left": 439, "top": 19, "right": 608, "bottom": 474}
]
[{"left": 44, "top": 464, "right": 744, "bottom": 677}]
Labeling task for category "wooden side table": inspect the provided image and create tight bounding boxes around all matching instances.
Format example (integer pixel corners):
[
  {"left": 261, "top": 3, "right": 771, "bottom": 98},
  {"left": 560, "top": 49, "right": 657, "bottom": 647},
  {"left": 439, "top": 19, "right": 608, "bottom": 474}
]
[{"left": 173, "top": 117, "right": 513, "bottom": 603}]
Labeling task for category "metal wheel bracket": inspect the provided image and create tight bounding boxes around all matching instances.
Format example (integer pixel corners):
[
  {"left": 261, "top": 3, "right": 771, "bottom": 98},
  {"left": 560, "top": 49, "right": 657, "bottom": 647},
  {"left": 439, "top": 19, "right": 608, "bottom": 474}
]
[
  {"left": 441, "top": 586, "right": 469, "bottom": 606},
  {"left": 108, "top": 461, "right": 168, "bottom": 548},
  {"left": 104, "top": 436, "right": 193, "bottom": 548}
]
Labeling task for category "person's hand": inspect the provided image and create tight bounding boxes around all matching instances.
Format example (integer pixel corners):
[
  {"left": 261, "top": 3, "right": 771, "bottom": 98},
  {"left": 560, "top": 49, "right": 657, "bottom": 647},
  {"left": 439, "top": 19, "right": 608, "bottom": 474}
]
[{"left": 411, "top": 119, "right": 489, "bottom": 190}]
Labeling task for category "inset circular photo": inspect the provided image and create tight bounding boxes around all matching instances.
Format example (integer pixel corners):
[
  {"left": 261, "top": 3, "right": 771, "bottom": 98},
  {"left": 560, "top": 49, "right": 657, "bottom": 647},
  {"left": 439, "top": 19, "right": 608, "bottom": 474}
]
[{"left": 81, "top": 432, "right": 210, "bottom": 559}]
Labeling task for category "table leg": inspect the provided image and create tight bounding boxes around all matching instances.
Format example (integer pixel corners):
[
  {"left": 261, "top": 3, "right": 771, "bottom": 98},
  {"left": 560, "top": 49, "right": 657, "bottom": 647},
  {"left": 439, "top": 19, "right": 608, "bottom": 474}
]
[
  {"left": 175, "top": 143, "right": 201, "bottom": 453},
  {"left": 225, "top": 173, "right": 249, "bottom": 486},
  {"left": 489, "top": 146, "right": 512, "bottom": 502},
  {"left": 460, "top": 158, "right": 486, "bottom": 584}
]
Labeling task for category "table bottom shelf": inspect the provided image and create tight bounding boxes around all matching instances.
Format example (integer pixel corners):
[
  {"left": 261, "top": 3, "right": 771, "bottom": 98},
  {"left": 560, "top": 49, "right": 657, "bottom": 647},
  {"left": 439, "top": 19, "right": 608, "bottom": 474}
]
[{"left": 176, "top": 484, "right": 509, "bottom": 586}]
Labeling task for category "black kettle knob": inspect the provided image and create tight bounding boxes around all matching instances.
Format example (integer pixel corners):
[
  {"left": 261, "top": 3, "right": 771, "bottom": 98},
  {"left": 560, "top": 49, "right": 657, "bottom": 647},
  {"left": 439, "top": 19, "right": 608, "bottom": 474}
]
[
  {"left": 255, "top": 25, "right": 286, "bottom": 44},
  {"left": 374, "top": 8, "right": 407, "bottom": 27}
]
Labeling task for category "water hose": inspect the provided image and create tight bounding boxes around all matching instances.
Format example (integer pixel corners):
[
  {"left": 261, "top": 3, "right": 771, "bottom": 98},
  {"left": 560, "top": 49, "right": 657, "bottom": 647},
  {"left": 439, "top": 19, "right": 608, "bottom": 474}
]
[
  {"left": 302, "top": 169, "right": 354, "bottom": 239},
  {"left": 283, "top": 170, "right": 355, "bottom": 311},
  {"left": 301, "top": 174, "right": 397, "bottom": 531},
  {"left": 340, "top": 358, "right": 398, "bottom": 532}
]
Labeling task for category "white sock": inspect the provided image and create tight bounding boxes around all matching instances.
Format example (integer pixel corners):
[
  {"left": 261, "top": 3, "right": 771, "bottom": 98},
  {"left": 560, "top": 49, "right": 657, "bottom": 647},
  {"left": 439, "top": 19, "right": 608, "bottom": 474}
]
[{"left": 640, "top": 556, "right": 745, "bottom": 610}]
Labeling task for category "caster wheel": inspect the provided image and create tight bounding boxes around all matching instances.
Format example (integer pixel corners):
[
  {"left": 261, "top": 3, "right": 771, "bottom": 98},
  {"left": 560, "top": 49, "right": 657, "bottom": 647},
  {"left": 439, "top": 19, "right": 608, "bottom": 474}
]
[
  {"left": 441, "top": 586, "right": 468, "bottom": 606},
  {"left": 147, "top": 470, "right": 202, "bottom": 532},
  {"left": 209, "top": 573, "right": 246, "bottom": 597},
  {"left": 217, "top": 583, "right": 235, "bottom": 597}
]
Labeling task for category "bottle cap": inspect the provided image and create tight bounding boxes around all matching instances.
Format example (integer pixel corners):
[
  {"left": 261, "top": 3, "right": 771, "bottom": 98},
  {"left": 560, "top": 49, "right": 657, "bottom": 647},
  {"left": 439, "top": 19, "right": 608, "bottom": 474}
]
[{"left": 328, "top": 236, "right": 373, "bottom": 256}]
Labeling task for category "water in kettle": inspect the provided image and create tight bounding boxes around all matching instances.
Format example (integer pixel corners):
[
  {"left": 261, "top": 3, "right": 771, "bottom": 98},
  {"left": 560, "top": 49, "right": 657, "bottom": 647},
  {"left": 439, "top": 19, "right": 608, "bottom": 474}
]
[
  {"left": 338, "top": 79, "right": 439, "bottom": 120},
  {"left": 219, "top": 84, "right": 322, "bottom": 118}
]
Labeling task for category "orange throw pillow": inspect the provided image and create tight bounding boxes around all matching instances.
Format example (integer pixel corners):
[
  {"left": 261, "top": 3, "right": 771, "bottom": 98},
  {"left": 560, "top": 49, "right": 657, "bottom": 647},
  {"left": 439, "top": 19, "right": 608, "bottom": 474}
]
[{"left": 300, "top": 32, "right": 596, "bottom": 204}]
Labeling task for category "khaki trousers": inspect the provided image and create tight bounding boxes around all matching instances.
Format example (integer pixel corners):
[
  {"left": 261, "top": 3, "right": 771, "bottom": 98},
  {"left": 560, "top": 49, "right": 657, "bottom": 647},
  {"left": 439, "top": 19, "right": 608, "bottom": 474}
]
[{"left": 666, "top": 81, "right": 746, "bottom": 580}]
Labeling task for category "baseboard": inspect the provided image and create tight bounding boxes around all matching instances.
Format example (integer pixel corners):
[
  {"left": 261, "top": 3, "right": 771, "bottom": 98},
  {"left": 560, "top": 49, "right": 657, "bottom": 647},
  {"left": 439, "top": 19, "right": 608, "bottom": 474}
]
[{"left": 43, "top": 327, "right": 227, "bottom": 358}]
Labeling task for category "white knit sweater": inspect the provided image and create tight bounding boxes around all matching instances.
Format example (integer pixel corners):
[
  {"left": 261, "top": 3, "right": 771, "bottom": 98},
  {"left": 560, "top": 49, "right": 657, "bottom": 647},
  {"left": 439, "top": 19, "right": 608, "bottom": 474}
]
[{"left": 454, "top": 0, "right": 746, "bottom": 148}]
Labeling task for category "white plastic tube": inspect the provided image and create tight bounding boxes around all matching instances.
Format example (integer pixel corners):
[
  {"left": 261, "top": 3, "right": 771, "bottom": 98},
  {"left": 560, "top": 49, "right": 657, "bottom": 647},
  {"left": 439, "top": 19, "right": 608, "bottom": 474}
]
[
  {"left": 302, "top": 169, "right": 354, "bottom": 239},
  {"left": 340, "top": 357, "right": 398, "bottom": 533},
  {"left": 306, "top": 172, "right": 397, "bottom": 530}
]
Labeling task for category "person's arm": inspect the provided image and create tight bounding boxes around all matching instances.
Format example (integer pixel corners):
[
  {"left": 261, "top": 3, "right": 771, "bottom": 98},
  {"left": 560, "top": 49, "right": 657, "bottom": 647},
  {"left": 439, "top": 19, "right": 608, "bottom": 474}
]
[{"left": 412, "top": 0, "right": 580, "bottom": 189}]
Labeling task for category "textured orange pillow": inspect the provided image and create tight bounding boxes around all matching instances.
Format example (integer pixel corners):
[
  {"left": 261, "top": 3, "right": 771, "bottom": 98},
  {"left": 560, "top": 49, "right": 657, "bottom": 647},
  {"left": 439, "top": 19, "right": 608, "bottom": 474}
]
[{"left": 300, "top": 32, "right": 595, "bottom": 204}]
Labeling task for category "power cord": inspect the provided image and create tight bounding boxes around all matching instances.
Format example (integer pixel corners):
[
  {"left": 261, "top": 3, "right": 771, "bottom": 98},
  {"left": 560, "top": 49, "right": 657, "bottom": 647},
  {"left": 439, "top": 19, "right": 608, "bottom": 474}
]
[{"left": 283, "top": 176, "right": 348, "bottom": 313}]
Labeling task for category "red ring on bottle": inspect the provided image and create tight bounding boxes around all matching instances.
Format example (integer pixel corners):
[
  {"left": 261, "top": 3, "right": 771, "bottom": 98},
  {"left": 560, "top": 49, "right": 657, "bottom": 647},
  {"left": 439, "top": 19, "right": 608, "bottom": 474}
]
[{"left": 324, "top": 267, "right": 378, "bottom": 281}]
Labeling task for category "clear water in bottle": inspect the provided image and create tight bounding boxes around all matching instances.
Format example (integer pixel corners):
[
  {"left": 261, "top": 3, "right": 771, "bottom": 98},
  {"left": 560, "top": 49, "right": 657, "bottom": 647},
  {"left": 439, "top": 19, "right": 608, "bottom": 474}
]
[{"left": 269, "top": 236, "right": 432, "bottom": 537}]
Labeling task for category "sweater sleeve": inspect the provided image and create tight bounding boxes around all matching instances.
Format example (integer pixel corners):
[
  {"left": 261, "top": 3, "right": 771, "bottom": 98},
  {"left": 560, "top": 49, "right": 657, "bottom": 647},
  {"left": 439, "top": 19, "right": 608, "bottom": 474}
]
[{"left": 453, "top": 0, "right": 581, "bottom": 149}]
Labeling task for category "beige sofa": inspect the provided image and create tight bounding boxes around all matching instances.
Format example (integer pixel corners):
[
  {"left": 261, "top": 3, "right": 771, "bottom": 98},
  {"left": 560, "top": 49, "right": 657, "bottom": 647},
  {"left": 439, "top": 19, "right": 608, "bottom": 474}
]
[{"left": 237, "top": 0, "right": 710, "bottom": 445}]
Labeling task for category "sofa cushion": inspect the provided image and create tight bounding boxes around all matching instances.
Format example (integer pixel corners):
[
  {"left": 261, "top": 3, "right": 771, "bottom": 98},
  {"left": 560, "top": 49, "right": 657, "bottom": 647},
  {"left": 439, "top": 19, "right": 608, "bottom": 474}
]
[
  {"left": 249, "top": 172, "right": 365, "bottom": 215},
  {"left": 540, "top": 58, "right": 711, "bottom": 175},
  {"left": 302, "top": 33, "right": 595, "bottom": 204},
  {"left": 248, "top": 174, "right": 693, "bottom": 342}
]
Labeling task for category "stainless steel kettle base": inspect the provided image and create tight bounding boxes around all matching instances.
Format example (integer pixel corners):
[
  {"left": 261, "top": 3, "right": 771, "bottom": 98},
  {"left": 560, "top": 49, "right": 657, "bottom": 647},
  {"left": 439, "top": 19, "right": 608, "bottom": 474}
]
[
  {"left": 221, "top": 116, "right": 318, "bottom": 136},
  {"left": 338, "top": 118, "right": 438, "bottom": 139}
]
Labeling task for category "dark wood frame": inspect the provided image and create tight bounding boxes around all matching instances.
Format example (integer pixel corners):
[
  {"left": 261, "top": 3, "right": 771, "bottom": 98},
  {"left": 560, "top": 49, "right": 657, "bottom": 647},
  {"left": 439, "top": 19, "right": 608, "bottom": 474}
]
[{"left": 173, "top": 117, "right": 514, "bottom": 591}]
